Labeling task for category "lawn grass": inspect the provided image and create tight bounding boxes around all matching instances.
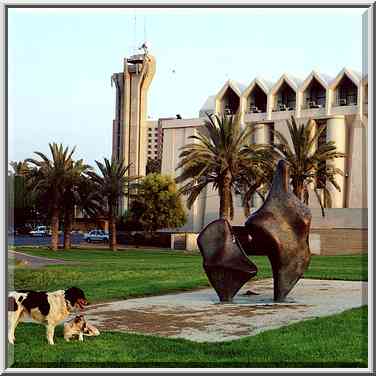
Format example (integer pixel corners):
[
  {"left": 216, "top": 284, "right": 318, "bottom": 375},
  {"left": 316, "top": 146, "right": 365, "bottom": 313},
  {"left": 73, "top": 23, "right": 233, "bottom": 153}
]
[
  {"left": 11, "top": 248, "right": 210, "bottom": 303},
  {"left": 10, "top": 247, "right": 367, "bottom": 303},
  {"left": 8, "top": 247, "right": 368, "bottom": 368},
  {"left": 10, "top": 306, "right": 367, "bottom": 368}
]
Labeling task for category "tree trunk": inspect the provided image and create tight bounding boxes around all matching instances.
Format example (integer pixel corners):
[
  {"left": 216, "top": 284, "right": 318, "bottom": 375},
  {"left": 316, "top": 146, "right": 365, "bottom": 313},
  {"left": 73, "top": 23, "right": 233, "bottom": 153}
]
[
  {"left": 219, "top": 171, "right": 232, "bottom": 220},
  {"left": 109, "top": 205, "right": 117, "bottom": 251},
  {"left": 243, "top": 182, "right": 261, "bottom": 217},
  {"left": 293, "top": 180, "right": 304, "bottom": 201},
  {"left": 244, "top": 204, "right": 250, "bottom": 218},
  {"left": 50, "top": 206, "right": 59, "bottom": 251},
  {"left": 63, "top": 206, "right": 73, "bottom": 250}
]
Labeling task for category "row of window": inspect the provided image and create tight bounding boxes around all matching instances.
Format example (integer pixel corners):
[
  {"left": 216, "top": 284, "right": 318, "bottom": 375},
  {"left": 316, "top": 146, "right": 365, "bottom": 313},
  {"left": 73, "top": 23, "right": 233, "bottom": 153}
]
[{"left": 220, "top": 75, "right": 361, "bottom": 115}]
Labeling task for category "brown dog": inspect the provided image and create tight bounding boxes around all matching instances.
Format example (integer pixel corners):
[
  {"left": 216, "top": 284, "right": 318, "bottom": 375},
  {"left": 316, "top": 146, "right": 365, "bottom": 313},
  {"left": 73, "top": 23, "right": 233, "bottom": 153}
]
[{"left": 64, "top": 315, "right": 100, "bottom": 342}]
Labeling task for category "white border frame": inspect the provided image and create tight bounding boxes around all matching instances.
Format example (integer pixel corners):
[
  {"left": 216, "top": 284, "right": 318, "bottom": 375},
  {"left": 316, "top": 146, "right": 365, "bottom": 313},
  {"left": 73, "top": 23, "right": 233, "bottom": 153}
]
[{"left": 1, "top": 1, "right": 373, "bottom": 373}]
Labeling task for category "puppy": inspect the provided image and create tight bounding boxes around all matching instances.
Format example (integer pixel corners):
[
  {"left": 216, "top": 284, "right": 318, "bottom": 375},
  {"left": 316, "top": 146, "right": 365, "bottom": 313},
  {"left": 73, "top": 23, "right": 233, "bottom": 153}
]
[
  {"left": 8, "top": 287, "right": 88, "bottom": 345},
  {"left": 64, "top": 315, "right": 100, "bottom": 342},
  {"left": 64, "top": 315, "right": 86, "bottom": 342},
  {"left": 83, "top": 322, "right": 100, "bottom": 337}
]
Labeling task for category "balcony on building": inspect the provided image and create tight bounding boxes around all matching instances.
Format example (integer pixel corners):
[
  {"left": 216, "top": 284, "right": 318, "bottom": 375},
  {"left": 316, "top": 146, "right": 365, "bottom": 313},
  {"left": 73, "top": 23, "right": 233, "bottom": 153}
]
[
  {"left": 331, "top": 71, "right": 359, "bottom": 115},
  {"left": 271, "top": 80, "right": 297, "bottom": 120},
  {"left": 221, "top": 86, "right": 241, "bottom": 116},
  {"left": 244, "top": 83, "right": 268, "bottom": 122},
  {"left": 334, "top": 74, "right": 358, "bottom": 106},
  {"left": 274, "top": 82, "right": 296, "bottom": 111},
  {"left": 301, "top": 76, "right": 327, "bottom": 118}
]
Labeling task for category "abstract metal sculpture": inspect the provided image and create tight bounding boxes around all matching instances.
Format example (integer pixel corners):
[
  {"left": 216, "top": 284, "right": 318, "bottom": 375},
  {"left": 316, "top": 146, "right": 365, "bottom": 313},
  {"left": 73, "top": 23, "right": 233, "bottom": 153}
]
[
  {"left": 197, "top": 160, "right": 312, "bottom": 303},
  {"left": 197, "top": 219, "right": 257, "bottom": 303},
  {"left": 245, "top": 159, "right": 312, "bottom": 301}
]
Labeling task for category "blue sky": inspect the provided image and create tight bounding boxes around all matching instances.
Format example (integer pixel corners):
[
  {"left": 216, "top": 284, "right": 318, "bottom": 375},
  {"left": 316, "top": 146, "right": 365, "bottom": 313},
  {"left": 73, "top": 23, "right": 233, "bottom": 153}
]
[{"left": 8, "top": 7, "right": 366, "bottom": 166}]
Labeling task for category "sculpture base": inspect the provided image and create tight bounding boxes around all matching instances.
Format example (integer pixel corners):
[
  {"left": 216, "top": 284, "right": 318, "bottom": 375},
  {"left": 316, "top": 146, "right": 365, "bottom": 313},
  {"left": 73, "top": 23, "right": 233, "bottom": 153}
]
[{"left": 83, "top": 278, "right": 367, "bottom": 343}]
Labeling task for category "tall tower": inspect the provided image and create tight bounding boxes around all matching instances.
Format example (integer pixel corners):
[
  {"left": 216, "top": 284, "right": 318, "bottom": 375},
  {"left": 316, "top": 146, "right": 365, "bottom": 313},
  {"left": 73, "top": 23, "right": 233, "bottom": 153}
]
[{"left": 112, "top": 51, "right": 156, "bottom": 211}]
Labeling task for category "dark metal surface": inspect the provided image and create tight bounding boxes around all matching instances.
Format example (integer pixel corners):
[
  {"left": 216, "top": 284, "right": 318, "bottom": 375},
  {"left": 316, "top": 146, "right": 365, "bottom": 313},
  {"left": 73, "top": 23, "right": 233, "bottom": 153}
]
[
  {"left": 197, "top": 219, "right": 257, "bottom": 303},
  {"left": 245, "top": 159, "right": 311, "bottom": 301},
  {"left": 197, "top": 159, "right": 311, "bottom": 303}
]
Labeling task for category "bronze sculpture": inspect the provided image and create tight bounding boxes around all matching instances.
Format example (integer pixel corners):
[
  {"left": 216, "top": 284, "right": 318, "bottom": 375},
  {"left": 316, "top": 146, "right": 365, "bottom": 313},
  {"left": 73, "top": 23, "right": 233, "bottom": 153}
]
[
  {"left": 197, "top": 160, "right": 312, "bottom": 302},
  {"left": 197, "top": 219, "right": 257, "bottom": 303}
]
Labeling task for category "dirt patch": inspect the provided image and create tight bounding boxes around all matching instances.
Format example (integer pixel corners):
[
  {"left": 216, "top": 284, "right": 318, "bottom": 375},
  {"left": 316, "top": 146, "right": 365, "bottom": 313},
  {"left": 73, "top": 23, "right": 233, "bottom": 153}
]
[
  {"left": 86, "top": 303, "right": 310, "bottom": 338},
  {"left": 76, "top": 279, "right": 367, "bottom": 342},
  {"left": 91, "top": 309, "right": 207, "bottom": 336}
]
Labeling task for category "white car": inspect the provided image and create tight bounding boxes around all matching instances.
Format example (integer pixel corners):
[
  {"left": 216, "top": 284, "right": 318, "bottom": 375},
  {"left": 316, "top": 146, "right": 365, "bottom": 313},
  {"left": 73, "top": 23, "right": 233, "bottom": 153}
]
[
  {"left": 84, "top": 230, "right": 109, "bottom": 243},
  {"left": 29, "top": 226, "right": 50, "bottom": 237}
]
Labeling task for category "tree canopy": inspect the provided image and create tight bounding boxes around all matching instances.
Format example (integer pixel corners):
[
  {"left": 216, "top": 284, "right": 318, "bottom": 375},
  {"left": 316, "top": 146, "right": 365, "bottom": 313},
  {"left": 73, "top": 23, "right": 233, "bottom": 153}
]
[
  {"left": 273, "top": 116, "right": 345, "bottom": 215},
  {"left": 176, "top": 113, "right": 274, "bottom": 219},
  {"left": 131, "top": 173, "right": 186, "bottom": 235}
]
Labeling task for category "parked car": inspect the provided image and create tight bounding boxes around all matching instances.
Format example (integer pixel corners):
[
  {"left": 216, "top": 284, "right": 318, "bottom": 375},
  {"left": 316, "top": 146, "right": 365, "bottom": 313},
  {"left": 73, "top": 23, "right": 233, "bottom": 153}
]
[
  {"left": 84, "top": 229, "right": 109, "bottom": 243},
  {"left": 29, "top": 226, "right": 50, "bottom": 237},
  {"left": 15, "top": 225, "right": 33, "bottom": 235}
]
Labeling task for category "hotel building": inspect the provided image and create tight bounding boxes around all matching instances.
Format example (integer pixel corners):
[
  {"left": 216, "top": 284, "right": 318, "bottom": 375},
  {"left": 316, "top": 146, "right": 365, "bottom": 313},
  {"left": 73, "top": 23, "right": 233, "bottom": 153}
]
[{"left": 160, "top": 69, "right": 368, "bottom": 255}]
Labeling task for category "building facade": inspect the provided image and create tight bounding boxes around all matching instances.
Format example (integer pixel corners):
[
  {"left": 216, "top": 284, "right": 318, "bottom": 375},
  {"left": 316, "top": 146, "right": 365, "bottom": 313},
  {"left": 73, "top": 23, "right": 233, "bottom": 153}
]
[
  {"left": 160, "top": 68, "right": 368, "bottom": 254},
  {"left": 145, "top": 120, "right": 160, "bottom": 160}
]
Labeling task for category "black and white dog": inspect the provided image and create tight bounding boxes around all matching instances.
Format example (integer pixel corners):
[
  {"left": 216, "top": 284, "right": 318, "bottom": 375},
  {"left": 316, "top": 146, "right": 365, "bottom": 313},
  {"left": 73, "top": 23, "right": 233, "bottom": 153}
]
[{"left": 8, "top": 287, "right": 88, "bottom": 345}]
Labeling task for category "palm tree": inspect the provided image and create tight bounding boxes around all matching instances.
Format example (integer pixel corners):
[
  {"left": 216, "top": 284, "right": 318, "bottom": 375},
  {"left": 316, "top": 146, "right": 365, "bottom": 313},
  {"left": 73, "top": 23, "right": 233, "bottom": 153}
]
[
  {"left": 176, "top": 113, "right": 273, "bottom": 220},
  {"left": 235, "top": 144, "right": 276, "bottom": 217},
  {"left": 87, "top": 158, "right": 135, "bottom": 251},
  {"left": 62, "top": 160, "right": 102, "bottom": 250},
  {"left": 9, "top": 160, "right": 35, "bottom": 226},
  {"left": 272, "top": 116, "right": 345, "bottom": 215},
  {"left": 10, "top": 160, "right": 30, "bottom": 176},
  {"left": 26, "top": 143, "right": 77, "bottom": 250}
]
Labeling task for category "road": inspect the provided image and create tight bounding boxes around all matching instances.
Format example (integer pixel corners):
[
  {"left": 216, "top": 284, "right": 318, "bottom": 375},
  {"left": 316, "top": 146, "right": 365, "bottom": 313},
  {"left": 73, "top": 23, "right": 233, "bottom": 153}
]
[{"left": 9, "top": 233, "right": 85, "bottom": 247}]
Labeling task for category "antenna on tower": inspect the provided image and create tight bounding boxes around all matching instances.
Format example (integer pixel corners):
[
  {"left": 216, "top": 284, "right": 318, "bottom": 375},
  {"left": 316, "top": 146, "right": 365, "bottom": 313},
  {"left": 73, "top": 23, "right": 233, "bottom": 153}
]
[
  {"left": 138, "top": 15, "right": 149, "bottom": 56},
  {"left": 144, "top": 15, "right": 147, "bottom": 43},
  {"left": 133, "top": 11, "right": 137, "bottom": 54}
]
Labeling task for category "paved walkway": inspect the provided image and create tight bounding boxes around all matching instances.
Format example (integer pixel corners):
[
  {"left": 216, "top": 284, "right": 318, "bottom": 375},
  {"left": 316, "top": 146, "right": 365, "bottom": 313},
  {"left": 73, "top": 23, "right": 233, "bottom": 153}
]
[
  {"left": 83, "top": 278, "right": 368, "bottom": 343},
  {"left": 8, "top": 250, "right": 77, "bottom": 268}
]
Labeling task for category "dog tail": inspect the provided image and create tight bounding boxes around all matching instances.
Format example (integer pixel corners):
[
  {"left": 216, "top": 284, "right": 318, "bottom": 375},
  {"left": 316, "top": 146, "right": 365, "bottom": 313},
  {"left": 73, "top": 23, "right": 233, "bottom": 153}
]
[{"left": 8, "top": 297, "right": 18, "bottom": 312}]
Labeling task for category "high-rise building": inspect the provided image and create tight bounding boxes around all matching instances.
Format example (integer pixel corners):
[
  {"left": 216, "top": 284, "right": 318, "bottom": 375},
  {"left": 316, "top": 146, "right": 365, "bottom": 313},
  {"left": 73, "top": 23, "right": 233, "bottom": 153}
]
[
  {"left": 111, "top": 52, "right": 156, "bottom": 178},
  {"left": 111, "top": 51, "right": 156, "bottom": 211},
  {"left": 146, "top": 119, "right": 166, "bottom": 161}
]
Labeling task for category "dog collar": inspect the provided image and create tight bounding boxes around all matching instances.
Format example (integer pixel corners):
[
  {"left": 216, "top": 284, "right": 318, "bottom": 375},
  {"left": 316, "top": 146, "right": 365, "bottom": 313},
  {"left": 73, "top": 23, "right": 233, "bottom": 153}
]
[{"left": 65, "top": 298, "right": 73, "bottom": 312}]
